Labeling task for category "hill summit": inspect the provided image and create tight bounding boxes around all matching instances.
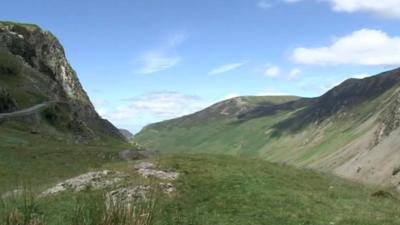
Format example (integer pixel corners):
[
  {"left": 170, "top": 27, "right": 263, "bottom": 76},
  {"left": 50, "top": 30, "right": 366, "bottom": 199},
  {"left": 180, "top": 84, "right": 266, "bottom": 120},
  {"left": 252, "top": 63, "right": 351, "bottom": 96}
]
[{"left": 134, "top": 67, "right": 400, "bottom": 190}]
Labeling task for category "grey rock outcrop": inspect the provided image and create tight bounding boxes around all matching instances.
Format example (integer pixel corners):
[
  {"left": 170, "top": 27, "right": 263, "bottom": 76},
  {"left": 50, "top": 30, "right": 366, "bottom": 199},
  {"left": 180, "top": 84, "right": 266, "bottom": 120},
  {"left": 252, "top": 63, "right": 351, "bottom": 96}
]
[
  {"left": 0, "top": 21, "right": 124, "bottom": 140},
  {"left": 134, "top": 162, "right": 179, "bottom": 193},
  {"left": 41, "top": 170, "right": 126, "bottom": 196},
  {"left": 106, "top": 185, "right": 151, "bottom": 205}
]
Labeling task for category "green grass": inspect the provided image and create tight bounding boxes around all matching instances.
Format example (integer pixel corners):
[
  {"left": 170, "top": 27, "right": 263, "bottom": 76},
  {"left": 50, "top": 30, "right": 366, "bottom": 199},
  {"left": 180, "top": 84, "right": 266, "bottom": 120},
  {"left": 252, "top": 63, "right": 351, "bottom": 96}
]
[
  {"left": 151, "top": 154, "right": 400, "bottom": 225},
  {"left": 3, "top": 154, "right": 399, "bottom": 225},
  {"left": 0, "top": 189, "right": 156, "bottom": 225},
  {"left": 0, "top": 120, "right": 131, "bottom": 191},
  {"left": 0, "top": 50, "right": 49, "bottom": 108},
  {"left": 134, "top": 84, "right": 399, "bottom": 169}
]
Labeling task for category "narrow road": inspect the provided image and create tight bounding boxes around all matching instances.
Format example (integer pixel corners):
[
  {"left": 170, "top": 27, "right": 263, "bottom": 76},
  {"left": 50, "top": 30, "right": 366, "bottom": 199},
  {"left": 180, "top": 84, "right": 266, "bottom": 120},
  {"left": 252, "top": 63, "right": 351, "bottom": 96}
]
[{"left": 0, "top": 101, "right": 57, "bottom": 120}]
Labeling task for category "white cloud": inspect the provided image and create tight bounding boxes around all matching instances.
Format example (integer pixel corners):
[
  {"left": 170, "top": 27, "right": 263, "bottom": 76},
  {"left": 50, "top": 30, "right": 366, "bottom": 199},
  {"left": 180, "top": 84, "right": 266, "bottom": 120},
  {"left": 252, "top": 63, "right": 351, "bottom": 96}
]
[
  {"left": 100, "top": 91, "right": 209, "bottom": 131},
  {"left": 136, "top": 32, "right": 187, "bottom": 74},
  {"left": 209, "top": 61, "right": 247, "bottom": 75},
  {"left": 327, "top": 0, "right": 400, "bottom": 18},
  {"left": 137, "top": 54, "right": 180, "bottom": 74},
  {"left": 264, "top": 65, "right": 281, "bottom": 77},
  {"left": 351, "top": 73, "right": 370, "bottom": 79},
  {"left": 222, "top": 93, "right": 240, "bottom": 100},
  {"left": 292, "top": 29, "right": 400, "bottom": 66}
]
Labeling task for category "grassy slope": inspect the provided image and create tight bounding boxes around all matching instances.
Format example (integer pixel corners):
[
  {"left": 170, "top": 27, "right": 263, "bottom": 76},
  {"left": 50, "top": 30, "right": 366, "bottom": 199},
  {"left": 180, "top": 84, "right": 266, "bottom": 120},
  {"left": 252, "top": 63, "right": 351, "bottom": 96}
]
[
  {"left": 134, "top": 96, "right": 302, "bottom": 154},
  {"left": 134, "top": 77, "right": 399, "bottom": 168},
  {"left": 4, "top": 154, "right": 400, "bottom": 225},
  {"left": 0, "top": 120, "right": 131, "bottom": 191},
  {"left": 0, "top": 50, "right": 49, "bottom": 108},
  {"left": 116, "top": 154, "right": 400, "bottom": 225}
]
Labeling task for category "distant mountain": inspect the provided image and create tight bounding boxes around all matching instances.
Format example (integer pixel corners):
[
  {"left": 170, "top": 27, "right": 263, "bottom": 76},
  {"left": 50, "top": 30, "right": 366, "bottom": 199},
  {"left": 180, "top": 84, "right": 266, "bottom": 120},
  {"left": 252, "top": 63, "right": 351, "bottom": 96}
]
[
  {"left": 134, "top": 68, "right": 400, "bottom": 189},
  {"left": 0, "top": 21, "right": 125, "bottom": 141},
  {"left": 119, "top": 129, "right": 134, "bottom": 140}
]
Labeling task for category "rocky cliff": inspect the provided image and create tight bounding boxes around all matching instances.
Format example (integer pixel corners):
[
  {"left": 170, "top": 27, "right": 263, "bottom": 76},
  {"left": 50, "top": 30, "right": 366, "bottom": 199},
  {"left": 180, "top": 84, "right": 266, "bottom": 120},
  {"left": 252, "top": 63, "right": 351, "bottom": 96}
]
[{"left": 0, "top": 21, "right": 124, "bottom": 140}]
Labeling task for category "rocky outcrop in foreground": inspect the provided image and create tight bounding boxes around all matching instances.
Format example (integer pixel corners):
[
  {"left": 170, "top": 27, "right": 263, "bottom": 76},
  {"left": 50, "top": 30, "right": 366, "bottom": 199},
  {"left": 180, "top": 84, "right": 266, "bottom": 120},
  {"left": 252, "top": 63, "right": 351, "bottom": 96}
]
[{"left": 40, "top": 161, "right": 179, "bottom": 203}]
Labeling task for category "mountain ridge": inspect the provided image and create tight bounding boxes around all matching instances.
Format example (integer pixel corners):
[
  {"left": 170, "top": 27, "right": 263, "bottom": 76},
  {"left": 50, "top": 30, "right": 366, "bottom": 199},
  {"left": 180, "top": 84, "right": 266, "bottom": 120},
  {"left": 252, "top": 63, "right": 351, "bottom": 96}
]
[{"left": 134, "top": 67, "right": 400, "bottom": 190}]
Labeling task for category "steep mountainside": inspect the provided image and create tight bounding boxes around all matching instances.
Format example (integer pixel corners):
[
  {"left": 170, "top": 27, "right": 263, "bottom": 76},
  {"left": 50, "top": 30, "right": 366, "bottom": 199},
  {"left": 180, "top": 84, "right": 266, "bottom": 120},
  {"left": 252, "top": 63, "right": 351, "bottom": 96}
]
[
  {"left": 0, "top": 21, "right": 132, "bottom": 188},
  {"left": 135, "top": 68, "right": 400, "bottom": 189},
  {"left": 0, "top": 21, "right": 124, "bottom": 140}
]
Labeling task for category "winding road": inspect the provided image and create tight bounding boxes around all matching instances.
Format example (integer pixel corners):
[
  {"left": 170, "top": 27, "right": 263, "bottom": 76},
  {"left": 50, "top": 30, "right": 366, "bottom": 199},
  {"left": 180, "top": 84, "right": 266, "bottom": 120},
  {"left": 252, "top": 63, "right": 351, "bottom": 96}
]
[{"left": 0, "top": 101, "right": 57, "bottom": 120}]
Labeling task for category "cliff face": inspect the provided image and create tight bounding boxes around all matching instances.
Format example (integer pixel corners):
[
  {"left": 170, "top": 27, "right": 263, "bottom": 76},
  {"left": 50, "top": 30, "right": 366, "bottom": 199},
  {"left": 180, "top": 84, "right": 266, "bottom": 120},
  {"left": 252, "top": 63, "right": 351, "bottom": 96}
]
[{"left": 0, "top": 21, "right": 124, "bottom": 141}]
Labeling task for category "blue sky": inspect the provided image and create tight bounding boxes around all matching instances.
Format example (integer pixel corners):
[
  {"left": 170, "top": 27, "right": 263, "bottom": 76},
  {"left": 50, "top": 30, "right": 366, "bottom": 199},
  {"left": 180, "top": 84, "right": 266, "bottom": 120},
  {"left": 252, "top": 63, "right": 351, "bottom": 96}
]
[{"left": 2, "top": 0, "right": 400, "bottom": 133}]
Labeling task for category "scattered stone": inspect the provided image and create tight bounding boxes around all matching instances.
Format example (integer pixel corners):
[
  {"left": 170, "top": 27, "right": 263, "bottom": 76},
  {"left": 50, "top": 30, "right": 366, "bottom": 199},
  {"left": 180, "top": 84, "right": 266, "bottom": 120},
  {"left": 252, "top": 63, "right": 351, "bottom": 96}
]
[
  {"left": 37, "top": 163, "right": 179, "bottom": 199},
  {"left": 40, "top": 170, "right": 126, "bottom": 197},
  {"left": 134, "top": 162, "right": 179, "bottom": 194},
  {"left": 159, "top": 182, "right": 176, "bottom": 194},
  {"left": 106, "top": 185, "right": 151, "bottom": 205},
  {"left": 138, "top": 169, "right": 179, "bottom": 180},
  {"left": 134, "top": 162, "right": 157, "bottom": 170},
  {"left": 134, "top": 162, "right": 179, "bottom": 180}
]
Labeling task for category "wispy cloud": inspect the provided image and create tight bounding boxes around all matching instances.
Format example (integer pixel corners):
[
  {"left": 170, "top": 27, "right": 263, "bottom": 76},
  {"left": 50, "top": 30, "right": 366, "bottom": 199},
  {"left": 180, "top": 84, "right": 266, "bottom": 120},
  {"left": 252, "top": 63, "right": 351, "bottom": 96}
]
[
  {"left": 97, "top": 91, "right": 210, "bottom": 132},
  {"left": 137, "top": 54, "right": 181, "bottom": 74},
  {"left": 258, "top": 0, "right": 301, "bottom": 9},
  {"left": 261, "top": 64, "right": 302, "bottom": 80},
  {"left": 209, "top": 61, "right": 248, "bottom": 75},
  {"left": 258, "top": 0, "right": 272, "bottom": 9},
  {"left": 136, "top": 31, "right": 188, "bottom": 74}
]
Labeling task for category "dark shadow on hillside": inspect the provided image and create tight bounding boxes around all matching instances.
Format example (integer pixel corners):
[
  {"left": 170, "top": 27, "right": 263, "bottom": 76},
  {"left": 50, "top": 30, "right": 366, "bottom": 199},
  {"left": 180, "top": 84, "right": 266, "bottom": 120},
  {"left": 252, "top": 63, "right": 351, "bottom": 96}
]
[{"left": 237, "top": 68, "right": 400, "bottom": 137}]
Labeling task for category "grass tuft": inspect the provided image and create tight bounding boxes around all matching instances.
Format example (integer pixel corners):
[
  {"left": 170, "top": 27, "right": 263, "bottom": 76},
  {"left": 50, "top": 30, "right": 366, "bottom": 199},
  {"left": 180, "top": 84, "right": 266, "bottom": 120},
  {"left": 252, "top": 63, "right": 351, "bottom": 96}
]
[{"left": 1, "top": 187, "right": 157, "bottom": 225}]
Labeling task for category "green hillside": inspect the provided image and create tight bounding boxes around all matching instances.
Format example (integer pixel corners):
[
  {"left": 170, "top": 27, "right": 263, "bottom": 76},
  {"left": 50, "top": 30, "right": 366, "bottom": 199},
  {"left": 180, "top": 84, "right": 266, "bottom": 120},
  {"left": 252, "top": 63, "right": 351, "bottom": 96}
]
[{"left": 134, "top": 68, "right": 400, "bottom": 189}]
